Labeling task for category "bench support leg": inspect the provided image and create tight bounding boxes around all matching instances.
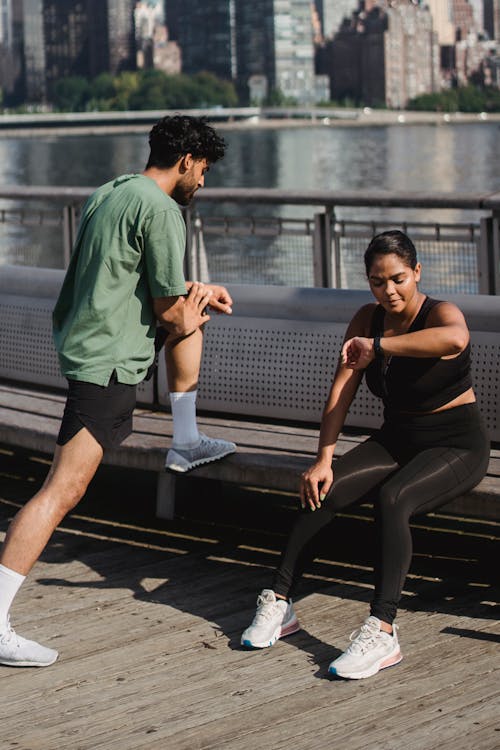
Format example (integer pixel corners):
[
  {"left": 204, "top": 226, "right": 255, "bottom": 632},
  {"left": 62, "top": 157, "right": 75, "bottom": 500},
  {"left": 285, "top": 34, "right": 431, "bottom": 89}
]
[{"left": 156, "top": 471, "right": 177, "bottom": 520}]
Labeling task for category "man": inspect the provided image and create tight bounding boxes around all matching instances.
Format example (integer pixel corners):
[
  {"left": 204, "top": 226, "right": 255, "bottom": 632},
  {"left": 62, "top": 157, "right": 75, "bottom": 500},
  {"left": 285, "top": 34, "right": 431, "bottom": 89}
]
[{"left": 0, "top": 115, "right": 235, "bottom": 667}]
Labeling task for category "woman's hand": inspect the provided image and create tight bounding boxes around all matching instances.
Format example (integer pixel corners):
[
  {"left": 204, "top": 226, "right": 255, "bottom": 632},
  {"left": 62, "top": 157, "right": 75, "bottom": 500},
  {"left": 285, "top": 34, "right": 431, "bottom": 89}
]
[
  {"left": 300, "top": 461, "right": 334, "bottom": 511},
  {"left": 341, "top": 336, "right": 375, "bottom": 370}
]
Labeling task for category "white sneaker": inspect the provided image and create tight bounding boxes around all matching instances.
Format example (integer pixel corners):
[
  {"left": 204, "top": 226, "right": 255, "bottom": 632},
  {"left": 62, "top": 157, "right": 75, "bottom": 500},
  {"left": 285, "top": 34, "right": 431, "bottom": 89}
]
[
  {"left": 0, "top": 618, "right": 58, "bottom": 667},
  {"left": 165, "top": 433, "right": 236, "bottom": 473},
  {"left": 241, "top": 589, "right": 300, "bottom": 649},
  {"left": 328, "top": 615, "right": 402, "bottom": 679}
]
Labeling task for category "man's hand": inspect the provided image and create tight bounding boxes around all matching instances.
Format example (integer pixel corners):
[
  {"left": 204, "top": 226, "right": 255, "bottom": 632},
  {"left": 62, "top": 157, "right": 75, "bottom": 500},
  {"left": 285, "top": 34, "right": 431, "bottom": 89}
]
[
  {"left": 186, "top": 282, "right": 233, "bottom": 315},
  {"left": 154, "top": 282, "right": 213, "bottom": 338}
]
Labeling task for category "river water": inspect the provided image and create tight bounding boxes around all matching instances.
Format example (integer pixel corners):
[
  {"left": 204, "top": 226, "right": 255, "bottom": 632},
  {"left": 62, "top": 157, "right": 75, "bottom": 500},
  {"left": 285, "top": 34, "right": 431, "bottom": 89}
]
[
  {"left": 0, "top": 122, "right": 499, "bottom": 284},
  {"left": 0, "top": 121, "right": 498, "bottom": 192}
]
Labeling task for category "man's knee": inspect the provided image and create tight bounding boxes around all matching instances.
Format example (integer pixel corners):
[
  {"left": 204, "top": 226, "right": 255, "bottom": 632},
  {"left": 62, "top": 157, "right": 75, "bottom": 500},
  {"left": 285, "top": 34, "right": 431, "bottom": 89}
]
[
  {"left": 166, "top": 326, "right": 202, "bottom": 349},
  {"left": 44, "top": 474, "right": 90, "bottom": 516}
]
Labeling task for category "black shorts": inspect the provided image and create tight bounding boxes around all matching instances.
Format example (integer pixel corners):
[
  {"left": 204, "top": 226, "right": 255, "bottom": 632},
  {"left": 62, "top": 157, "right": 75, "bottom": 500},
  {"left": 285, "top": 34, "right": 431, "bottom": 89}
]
[{"left": 57, "top": 376, "right": 137, "bottom": 451}]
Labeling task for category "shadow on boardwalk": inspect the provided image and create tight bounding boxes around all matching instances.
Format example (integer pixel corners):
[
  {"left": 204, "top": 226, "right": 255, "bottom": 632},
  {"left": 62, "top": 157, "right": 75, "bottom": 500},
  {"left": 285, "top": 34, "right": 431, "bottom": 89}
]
[
  {"left": 1, "top": 443, "right": 498, "bottom": 634},
  {"left": 0, "top": 444, "right": 499, "bottom": 749}
]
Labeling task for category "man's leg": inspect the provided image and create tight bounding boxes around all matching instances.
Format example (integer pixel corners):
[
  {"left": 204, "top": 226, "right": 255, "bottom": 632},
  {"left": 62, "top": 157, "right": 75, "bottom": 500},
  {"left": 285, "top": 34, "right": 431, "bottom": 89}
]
[
  {"left": 165, "top": 328, "right": 203, "bottom": 447},
  {"left": 1, "top": 427, "right": 103, "bottom": 574},
  {"left": 0, "top": 427, "right": 103, "bottom": 666},
  {"left": 164, "top": 328, "right": 236, "bottom": 472}
]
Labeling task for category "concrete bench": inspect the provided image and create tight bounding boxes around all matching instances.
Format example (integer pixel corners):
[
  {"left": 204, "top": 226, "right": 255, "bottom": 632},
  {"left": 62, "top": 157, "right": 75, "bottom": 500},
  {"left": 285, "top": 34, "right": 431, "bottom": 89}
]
[{"left": 0, "top": 264, "right": 499, "bottom": 521}]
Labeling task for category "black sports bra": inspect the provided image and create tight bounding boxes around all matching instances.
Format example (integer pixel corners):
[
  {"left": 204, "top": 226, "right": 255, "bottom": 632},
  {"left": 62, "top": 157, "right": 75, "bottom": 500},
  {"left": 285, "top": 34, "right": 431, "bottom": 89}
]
[{"left": 364, "top": 296, "right": 472, "bottom": 413}]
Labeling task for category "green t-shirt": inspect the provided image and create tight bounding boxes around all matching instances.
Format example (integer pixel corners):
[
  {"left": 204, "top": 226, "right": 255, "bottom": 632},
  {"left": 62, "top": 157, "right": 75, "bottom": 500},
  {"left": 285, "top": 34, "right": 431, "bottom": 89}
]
[{"left": 53, "top": 174, "right": 187, "bottom": 386}]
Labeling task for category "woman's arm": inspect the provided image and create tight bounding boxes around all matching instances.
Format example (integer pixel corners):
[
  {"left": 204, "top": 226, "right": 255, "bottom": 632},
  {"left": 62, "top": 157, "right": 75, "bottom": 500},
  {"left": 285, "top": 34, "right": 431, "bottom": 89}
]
[
  {"left": 300, "top": 305, "right": 373, "bottom": 511},
  {"left": 342, "top": 301, "right": 470, "bottom": 370}
]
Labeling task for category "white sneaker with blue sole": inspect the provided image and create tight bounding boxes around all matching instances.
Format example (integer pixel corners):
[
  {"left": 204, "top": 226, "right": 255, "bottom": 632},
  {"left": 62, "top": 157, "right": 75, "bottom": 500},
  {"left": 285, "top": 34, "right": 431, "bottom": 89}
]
[
  {"left": 329, "top": 615, "right": 402, "bottom": 679},
  {"left": 241, "top": 589, "right": 300, "bottom": 648}
]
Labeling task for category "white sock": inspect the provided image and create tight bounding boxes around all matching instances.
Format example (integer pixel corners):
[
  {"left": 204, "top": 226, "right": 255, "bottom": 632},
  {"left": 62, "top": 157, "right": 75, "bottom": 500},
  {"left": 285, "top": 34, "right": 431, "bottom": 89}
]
[
  {"left": 0, "top": 564, "right": 26, "bottom": 629},
  {"left": 169, "top": 391, "right": 200, "bottom": 448}
]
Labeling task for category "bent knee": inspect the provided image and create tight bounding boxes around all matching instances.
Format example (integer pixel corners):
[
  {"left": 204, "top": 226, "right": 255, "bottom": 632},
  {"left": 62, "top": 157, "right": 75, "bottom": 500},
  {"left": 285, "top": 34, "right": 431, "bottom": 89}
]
[
  {"left": 377, "top": 485, "right": 407, "bottom": 515},
  {"left": 44, "top": 476, "right": 90, "bottom": 515}
]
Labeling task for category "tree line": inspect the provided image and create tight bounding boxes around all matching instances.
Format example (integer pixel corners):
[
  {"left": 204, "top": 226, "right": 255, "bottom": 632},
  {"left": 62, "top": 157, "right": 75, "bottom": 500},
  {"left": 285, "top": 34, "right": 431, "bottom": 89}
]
[
  {"left": 5, "top": 68, "right": 500, "bottom": 113},
  {"left": 50, "top": 69, "right": 238, "bottom": 112},
  {"left": 408, "top": 85, "right": 500, "bottom": 113}
]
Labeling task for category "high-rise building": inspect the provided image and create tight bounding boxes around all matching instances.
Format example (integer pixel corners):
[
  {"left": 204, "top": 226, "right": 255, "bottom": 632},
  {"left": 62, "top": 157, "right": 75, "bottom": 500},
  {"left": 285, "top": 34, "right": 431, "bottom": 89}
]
[
  {"left": 106, "top": 0, "right": 135, "bottom": 74},
  {"left": 173, "top": 0, "right": 236, "bottom": 80},
  {"left": 0, "top": 0, "right": 12, "bottom": 45},
  {"left": 468, "top": 0, "right": 484, "bottom": 30},
  {"left": 426, "top": 0, "right": 456, "bottom": 44},
  {"left": 173, "top": 0, "right": 317, "bottom": 104},
  {"left": 385, "top": 1, "right": 439, "bottom": 108},
  {"left": 164, "top": 0, "right": 181, "bottom": 40},
  {"left": 23, "top": 0, "right": 46, "bottom": 101},
  {"left": 237, "top": 0, "right": 317, "bottom": 104},
  {"left": 0, "top": 0, "right": 23, "bottom": 102},
  {"left": 483, "top": 0, "right": 492, "bottom": 37},
  {"left": 450, "top": 0, "right": 477, "bottom": 40},
  {"left": 135, "top": 0, "right": 180, "bottom": 73},
  {"left": 323, "top": 0, "right": 438, "bottom": 108},
  {"left": 43, "top": 1, "right": 92, "bottom": 93},
  {"left": 271, "top": 0, "right": 316, "bottom": 102},
  {"left": 492, "top": 0, "right": 500, "bottom": 42},
  {"left": 23, "top": 0, "right": 135, "bottom": 103},
  {"left": 320, "top": 0, "right": 358, "bottom": 38}
]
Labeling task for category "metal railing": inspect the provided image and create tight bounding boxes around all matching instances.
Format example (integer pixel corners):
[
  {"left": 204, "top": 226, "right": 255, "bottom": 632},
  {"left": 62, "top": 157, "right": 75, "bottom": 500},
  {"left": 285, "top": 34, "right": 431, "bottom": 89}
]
[{"left": 0, "top": 186, "right": 499, "bottom": 294}]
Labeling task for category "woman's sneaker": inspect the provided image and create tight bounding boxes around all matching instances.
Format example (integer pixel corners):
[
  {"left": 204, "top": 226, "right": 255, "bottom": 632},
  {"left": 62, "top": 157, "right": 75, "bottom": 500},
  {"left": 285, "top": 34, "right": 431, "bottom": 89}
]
[
  {"left": 328, "top": 615, "right": 402, "bottom": 679},
  {"left": 241, "top": 589, "right": 300, "bottom": 649},
  {"left": 0, "top": 618, "right": 58, "bottom": 667}
]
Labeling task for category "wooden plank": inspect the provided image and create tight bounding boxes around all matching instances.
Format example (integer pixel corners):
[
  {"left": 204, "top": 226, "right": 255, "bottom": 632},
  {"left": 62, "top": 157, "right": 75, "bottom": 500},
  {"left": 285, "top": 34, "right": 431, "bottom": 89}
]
[
  {"left": 3, "top": 613, "right": 497, "bottom": 750},
  {"left": 0, "top": 473, "right": 498, "bottom": 750}
]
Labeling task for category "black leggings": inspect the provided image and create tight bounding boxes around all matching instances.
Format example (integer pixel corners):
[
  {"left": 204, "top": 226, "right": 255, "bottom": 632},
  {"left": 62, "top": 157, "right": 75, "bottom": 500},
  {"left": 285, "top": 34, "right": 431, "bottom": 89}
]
[{"left": 272, "top": 403, "right": 490, "bottom": 624}]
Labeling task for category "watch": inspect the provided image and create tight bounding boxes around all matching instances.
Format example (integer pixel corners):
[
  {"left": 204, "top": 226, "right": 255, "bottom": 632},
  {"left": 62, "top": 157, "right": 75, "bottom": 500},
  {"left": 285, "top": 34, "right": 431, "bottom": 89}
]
[{"left": 373, "top": 335, "right": 384, "bottom": 358}]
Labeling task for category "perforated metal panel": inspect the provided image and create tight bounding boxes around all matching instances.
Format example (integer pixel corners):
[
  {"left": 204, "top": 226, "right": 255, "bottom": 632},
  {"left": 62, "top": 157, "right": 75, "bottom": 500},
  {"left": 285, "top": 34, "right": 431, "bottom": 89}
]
[
  {"left": 0, "top": 295, "right": 154, "bottom": 403},
  {"left": 1, "top": 270, "right": 499, "bottom": 442},
  {"left": 165, "top": 315, "right": 498, "bottom": 440},
  {"left": 192, "top": 316, "right": 383, "bottom": 427},
  {"left": 0, "top": 297, "right": 64, "bottom": 388},
  {"left": 470, "top": 333, "right": 500, "bottom": 440}
]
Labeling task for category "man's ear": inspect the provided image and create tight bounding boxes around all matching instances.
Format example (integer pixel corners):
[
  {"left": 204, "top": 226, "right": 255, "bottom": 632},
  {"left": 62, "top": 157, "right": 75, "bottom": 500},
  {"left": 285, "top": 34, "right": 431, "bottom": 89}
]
[{"left": 178, "top": 153, "right": 194, "bottom": 173}]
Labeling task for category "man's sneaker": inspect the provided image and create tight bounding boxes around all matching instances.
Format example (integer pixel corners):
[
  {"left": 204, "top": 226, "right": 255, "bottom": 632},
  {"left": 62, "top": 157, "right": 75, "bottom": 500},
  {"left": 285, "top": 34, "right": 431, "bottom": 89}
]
[
  {"left": 328, "top": 615, "right": 402, "bottom": 680},
  {"left": 165, "top": 433, "right": 236, "bottom": 473},
  {"left": 0, "top": 618, "right": 58, "bottom": 667},
  {"left": 241, "top": 589, "right": 300, "bottom": 649}
]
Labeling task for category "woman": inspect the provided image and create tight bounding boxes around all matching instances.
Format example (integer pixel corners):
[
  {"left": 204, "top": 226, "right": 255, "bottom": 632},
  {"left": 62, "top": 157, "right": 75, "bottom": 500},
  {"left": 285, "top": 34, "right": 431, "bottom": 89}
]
[{"left": 240, "top": 230, "right": 490, "bottom": 680}]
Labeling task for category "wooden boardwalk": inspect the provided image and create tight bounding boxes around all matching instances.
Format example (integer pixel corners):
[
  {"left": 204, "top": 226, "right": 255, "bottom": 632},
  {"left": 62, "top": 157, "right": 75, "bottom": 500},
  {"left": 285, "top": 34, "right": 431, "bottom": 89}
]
[{"left": 0, "top": 445, "right": 498, "bottom": 750}]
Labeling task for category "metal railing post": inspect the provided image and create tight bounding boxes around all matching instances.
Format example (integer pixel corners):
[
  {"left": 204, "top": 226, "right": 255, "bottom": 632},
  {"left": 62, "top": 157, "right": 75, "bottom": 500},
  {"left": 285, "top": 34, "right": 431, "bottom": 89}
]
[
  {"left": 331, "top": 214, "right": 342, "bottom": 289},
  {"left": 62, "top": 203, "right": 77, "bottom": 268},
  {"left": 479, "top": 215, "right": 500, "bottom": 295},
  {"left": 313, "top": 208, "right": 334, "bottom": 288},
  {"left": 493, "top": 214, "right": 500, "bottom": 296},
  {"left": 183, "top": 205, "right": 195, "bottom": 281}
]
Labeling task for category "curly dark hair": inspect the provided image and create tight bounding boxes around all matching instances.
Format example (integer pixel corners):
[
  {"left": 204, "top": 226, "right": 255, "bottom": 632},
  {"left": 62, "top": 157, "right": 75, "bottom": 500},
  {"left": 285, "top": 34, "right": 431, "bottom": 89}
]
[
  {"left": 364, "top": 230, "right": 418, "bottom": 276},
  {"left": 146, "top": 115, "right": 226, "bottom": 169}
]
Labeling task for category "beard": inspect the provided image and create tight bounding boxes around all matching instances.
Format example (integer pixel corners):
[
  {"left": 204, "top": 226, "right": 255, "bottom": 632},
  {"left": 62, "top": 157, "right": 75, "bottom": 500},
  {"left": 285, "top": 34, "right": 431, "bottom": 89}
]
[{"left": 172, "top": 178, "right": 197, "bottom": 206}]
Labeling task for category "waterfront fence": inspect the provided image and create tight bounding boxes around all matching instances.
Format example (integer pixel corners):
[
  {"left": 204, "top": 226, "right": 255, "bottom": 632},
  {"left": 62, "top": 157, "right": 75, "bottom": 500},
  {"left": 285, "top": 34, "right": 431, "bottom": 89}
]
[{"left": 0, "top": 186, "right": 498, "bottom": 294}]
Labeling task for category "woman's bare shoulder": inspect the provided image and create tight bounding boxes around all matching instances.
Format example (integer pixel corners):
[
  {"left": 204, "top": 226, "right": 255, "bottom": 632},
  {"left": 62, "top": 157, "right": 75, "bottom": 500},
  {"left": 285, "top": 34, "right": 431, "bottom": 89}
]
[{"left": 347, "top": 303, "right": 378, "bottom": 337}]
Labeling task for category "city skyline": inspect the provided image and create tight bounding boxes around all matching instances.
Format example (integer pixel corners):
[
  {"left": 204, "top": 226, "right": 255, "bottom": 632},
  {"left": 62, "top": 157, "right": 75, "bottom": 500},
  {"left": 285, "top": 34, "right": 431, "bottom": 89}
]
[{"left": 0, "top": 0, "right": 498, "bottom": 109}]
